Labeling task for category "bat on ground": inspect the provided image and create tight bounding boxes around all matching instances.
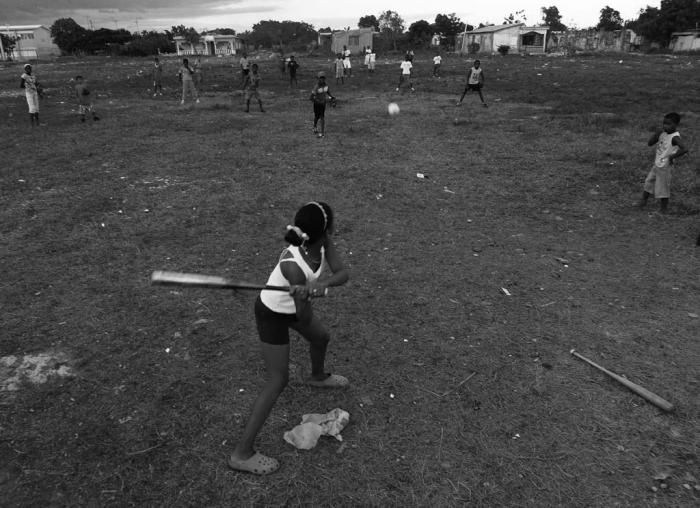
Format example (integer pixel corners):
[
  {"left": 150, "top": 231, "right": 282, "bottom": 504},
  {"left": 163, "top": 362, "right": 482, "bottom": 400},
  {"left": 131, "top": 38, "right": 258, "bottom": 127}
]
[
  {"left": 570, "top": 349, "right": 674, "bottom": 412},
  {"left": 151, "top": 271, "right": 328, "bottom": 296}
]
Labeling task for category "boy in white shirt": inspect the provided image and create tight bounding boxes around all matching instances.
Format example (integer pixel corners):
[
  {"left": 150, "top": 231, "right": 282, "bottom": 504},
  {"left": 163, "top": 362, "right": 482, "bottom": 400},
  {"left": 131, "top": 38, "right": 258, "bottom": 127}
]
[
  {"left": 396, "top": 55, "right": 414, "bottom": 92},
  {"left": 433, "top": 53, "right": 442, "bottom": 77}
]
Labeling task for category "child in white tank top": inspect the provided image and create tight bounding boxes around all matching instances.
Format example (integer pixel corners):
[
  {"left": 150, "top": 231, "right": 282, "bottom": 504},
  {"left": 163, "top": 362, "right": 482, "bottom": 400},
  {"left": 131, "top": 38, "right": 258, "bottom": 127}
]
[{"left": 228, "top": 201, "right": 350, "bottom": 476}]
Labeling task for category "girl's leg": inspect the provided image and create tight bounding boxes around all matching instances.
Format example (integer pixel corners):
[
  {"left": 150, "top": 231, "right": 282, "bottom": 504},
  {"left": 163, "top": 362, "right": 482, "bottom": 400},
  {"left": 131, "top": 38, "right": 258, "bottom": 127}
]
[
  {"left": 291, "top": 316, "right": 329, "bottom": 379},
  {"left": 257, "top": 98, "right": 264, "bottom": 112},
  {"left": 231, "top": 342, "right": 290, "bottom": 460},
  {"left": 478, "top": 89, "right": 486, "bottom": 105},
  {"left": 459, "top": 87, "right": 468, "bottom": 103}
]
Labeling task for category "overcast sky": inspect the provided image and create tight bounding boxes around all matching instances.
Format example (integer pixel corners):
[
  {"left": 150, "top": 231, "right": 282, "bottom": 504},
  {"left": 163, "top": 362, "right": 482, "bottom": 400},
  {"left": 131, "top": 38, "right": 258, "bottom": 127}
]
[{"left": 4, "top": 0, "right": 659, "bottom": 33}]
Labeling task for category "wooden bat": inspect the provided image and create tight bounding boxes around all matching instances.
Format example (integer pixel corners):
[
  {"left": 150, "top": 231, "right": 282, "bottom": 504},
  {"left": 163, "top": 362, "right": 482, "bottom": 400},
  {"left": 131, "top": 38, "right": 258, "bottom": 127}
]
[
  {"left": 570, "top": 349, "right": 674, "bottom": 412},
  {"left": 151, "top": 271, "right": 328, "bottom": 296}
]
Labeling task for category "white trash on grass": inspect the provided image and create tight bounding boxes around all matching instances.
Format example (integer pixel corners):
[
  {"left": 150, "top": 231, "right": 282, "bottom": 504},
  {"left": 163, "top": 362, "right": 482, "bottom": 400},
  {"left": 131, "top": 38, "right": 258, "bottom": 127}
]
[{"left": 284, "top": 408, "right": 349, "bottom": 449}]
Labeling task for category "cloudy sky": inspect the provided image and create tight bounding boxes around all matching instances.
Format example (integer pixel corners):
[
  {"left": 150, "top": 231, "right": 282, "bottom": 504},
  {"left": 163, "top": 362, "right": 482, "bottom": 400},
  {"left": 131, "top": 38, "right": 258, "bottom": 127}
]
[{"left": 5, "top": 0, "right": 659, "bottom": 32}]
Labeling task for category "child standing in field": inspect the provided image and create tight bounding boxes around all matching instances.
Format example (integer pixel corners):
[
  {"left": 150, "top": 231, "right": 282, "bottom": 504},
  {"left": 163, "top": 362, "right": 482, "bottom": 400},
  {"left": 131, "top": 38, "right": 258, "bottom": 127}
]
[
  {"left": 239, "top": 52, "right": 250, "bottom": 88},
  {"left": 74, "top": 75, "right": 99, "bottom": 123},
  {"left": 287, "top": 55, "right": 299, "bottom": 88},
  {"left": 243, "top": 63, "right": 265, "bottom": 113},
  {"left": 178, "top": 58, "right": 199, "bottom": 105},
  {"left": 193, "top": 56, "right": 203, "bottom": 92},
  {"left": 310, "top": 72, "right": 335, "bottom": 138},
  {"left": 19, "top": 64, "right": 41, "bottom": 127},
  {"left": 153, "top": 57, "right": 163, "bottom": 96},
  {"left": 433, "top": 53, "right": 442, "bottom": 77},
  {"left": 228, "top": 201, "right": 350, "bottom": 475},
  {"left": 638, "top": 112, "right": 688, "bottom": 213},
  {"left": 334, "top": 54, "right": 345, "bottom": 84},
  {"left": 457, "top": 59, "right": 487, "bottom": 107},
  {"left": 342, "top": 46, "right": 352, "bottom": 77},
  {"left": 368, "top": 49, "right": 376, "bottom": 73},
  {"left": 396, "top": 55, "right": 414, "bottom": 92}
]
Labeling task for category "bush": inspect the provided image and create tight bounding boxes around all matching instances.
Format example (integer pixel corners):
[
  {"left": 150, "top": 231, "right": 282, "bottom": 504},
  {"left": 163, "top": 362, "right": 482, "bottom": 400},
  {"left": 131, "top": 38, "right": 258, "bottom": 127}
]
[{"left": 497, "top": 44, "right": 510, "bottom": 55}]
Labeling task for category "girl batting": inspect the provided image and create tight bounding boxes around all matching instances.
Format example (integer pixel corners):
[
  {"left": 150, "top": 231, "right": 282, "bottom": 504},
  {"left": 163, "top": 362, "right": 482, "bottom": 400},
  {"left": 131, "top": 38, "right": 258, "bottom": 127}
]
[{"left": 228, "top": 201, "right": 350, "bottom": 475}]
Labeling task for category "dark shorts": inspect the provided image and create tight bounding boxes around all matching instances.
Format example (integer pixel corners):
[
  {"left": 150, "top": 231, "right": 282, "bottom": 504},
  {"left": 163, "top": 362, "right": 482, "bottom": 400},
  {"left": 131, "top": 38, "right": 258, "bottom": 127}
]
[
  {"left": 313, "top": 102, "right": 326, "bottom": 119},
  {"left": 242, "top": 69, "right": 250, "bottom": 76},
  {"left": 255, "top": 295, "right": 297, "bottom": 345},
  {"left": 466, "top": 83, "right": 482, "bottom": 91}
]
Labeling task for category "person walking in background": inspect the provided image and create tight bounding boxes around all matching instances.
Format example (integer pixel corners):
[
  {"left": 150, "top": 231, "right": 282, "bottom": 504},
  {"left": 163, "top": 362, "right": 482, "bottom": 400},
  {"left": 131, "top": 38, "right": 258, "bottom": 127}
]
[
  {"left": 334, "top": 54, "right": 345, "bottom": 85},
  {"left": 20, "top": 64, "right": 42, "bottom": 127},
  {"left": 193, "top": 56, "right": 203, "bottom": 93},
  {"left": 433, "top": 53, "right": 442, "bottom": 77},
  {"left": 287, "top": 55, "right": 299, "bottom": 88},
  {"left": 239, "top": 52, "right": 250, "bottom": 88},
  {"left": 178, "top": 58, "right": 199, "bottom": 105},
  {"left": 152, "top": 57, "right": 163, "bottom": 96},
  {"left": 396, "top": 55, "right": 414, "bottom": 92},
  {"left": 342, "top": 45, "right": 352, "bottom": 77},
  {"left": 310, "top": 72, "right": 335, "bottom": 138}
]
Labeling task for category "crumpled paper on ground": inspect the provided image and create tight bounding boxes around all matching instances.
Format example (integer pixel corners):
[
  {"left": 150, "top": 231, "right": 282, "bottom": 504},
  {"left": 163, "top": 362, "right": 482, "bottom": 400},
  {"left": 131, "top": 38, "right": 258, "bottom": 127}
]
[{"left": 283, "top": 408, "right": 350, "bottom": 449}]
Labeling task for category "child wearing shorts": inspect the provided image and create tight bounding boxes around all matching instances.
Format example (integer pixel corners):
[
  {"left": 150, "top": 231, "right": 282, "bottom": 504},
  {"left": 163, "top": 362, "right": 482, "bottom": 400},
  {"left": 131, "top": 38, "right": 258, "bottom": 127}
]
[
  {"left": 74, "top": 75, "right": 99, "bottom": 122},
  {"left": 228, "top": 201, "right": 350, "bottom": 475},
  {"left": 457, "top": 59, "right": 487, "bottom": 107},
  {"left": 310, "top": 72, "right": 335, "bottom": 138},
  {"left": 639, "top": 112, "right": 688, "bottom": 212},
  {"left": 243, "top": 63, "right": 264, "bottom": 113}
]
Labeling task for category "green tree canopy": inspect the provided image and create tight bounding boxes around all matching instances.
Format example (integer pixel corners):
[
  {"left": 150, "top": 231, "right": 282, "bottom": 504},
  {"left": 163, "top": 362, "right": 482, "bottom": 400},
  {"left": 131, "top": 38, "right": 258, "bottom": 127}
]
[
  {"left": 378, "top": 10, "right": 405, "bottom": 50},
  {"left": 629, "top": 0, "right": 700, "bottom": 45},
  {"left": 358, "top": 15, "right": 379, "bottom": 30},
  {"left": 249, "top": 20, "right": 317, "bottom": 49},
  {"left": 597, "top": 6, "right": 624, "bottom": 30},
  {"left": 407, "top": 20, "right": 432, "bottom": 48},
  {"left": 50, "top": 17, "right": 89, "bottom": 54},
  {"left": 171, "top": 25, "right": 200, "bottom": 46},
  {"left": 541, "top": 6, "right": 567, "bottom": 30}
]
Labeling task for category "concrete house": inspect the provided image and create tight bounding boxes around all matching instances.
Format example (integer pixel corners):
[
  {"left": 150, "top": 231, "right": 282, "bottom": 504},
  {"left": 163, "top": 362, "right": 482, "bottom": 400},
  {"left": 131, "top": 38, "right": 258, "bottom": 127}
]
[
  {"left": 458, "top": 24, "right": 524, "bottom": 54},
  {"left": 174, "top": 33, "right": 244, "bottom": 56},
  {"left": 670, "top": 30, "right": 700, "bottom": 52},
  {"left": 1, "top": 25, "right": 60, "bottom": 60},
  {"left": 331, "top": 28, "right": 375, "bottom": 55}
]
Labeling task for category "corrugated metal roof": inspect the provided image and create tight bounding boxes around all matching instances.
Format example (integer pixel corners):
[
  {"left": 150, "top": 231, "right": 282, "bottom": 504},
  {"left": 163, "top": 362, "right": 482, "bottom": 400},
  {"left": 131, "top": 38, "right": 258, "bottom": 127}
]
[{"left": 2, "top": 25, "right": 46, "bottom": 31}]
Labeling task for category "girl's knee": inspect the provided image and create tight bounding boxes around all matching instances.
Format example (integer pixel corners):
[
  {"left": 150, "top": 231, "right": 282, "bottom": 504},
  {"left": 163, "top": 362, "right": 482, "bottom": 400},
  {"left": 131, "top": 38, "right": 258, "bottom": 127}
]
[{"left": 311, "top": 331, "right": 330, "bottom": 347}]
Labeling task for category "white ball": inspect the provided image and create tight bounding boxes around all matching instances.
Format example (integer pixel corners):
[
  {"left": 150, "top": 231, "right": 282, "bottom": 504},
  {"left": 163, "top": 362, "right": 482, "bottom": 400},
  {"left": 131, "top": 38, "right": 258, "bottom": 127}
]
[{"left": 388, "top": 102, "right": 400, "bottom": 115}]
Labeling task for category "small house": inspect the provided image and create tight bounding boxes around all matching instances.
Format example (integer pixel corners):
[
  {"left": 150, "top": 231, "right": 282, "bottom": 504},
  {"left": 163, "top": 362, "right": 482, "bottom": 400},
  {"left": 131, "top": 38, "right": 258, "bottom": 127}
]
[
  {"left": 1, "top": 25, "right": 59, "bottom": 60},
  {"left": 331, "top": 28, "right": 375, "bottom": 55},
  {"left": 174, "top": 33, "right": 244, "bottom": 56},
  {"left": 458, "top": 24, "right": 524, "bottom": 54},
  {"left": 670, "top": 30, "right": 700, "bottom": 52}
]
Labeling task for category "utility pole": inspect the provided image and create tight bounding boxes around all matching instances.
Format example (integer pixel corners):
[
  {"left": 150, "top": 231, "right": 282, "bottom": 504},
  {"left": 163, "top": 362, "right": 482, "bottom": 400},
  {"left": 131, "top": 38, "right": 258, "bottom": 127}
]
[{"left": 135, "top": 20, "right": 139, "bottom": 32}]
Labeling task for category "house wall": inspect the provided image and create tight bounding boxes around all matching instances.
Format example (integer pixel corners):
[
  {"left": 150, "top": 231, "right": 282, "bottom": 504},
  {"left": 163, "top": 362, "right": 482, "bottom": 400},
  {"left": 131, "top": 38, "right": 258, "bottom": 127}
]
[
  {"left": 5, "top": 27, "right": 59, "bottom": 59},
  {"left": 331, "top": 30, "right": 373, "bottom": 55},
  {"left": 671, "top": 34, "right": 700, "bottom": 52}
]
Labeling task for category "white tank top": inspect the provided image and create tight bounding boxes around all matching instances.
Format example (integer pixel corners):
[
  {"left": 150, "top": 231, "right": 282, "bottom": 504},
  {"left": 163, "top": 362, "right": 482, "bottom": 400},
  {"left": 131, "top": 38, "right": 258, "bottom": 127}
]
[
  {"left": 260, "top": 246, "right": 326, "bottom": 314},
  {"left": 655, "top": 131, "right": 680, "bottom": 168},
  {"left": 468, "top": 67, "right": 482, "bottom": 84}
]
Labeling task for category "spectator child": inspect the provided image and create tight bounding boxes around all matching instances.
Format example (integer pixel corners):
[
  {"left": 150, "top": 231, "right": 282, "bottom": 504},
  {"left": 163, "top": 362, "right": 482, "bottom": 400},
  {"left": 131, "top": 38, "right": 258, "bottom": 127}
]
[
  {"left": 287, "top": 55, "right": 299, "bottom": 88},
  {"left": 153, "top": 57, "right": 163, "bottom": 96},
  {"left": 74, "top": 75, "right": 99, "bottom": 122},
  {"left": 244, "top": 63, "right": 265, "bottom": 113},
  {"left": 178, "top": 58, "right": 199, "bottom": 104},
  {"left": 433, "top": 53, "right": 442, "bottom": 77},
  {"left": 396, "top": 55, "right": 414, "bottom": 92},
  {"left": 334, "top": 54, "right": 345, "bottom": 84},
  {"left": 19, "top": 64, "right": 41, "bottom": 127},
  {"left": 638, "top": 112, "right": 688, "bottom": 213},
  {"left": 310, "top": 72, "right": 335, "bottom": 138}
]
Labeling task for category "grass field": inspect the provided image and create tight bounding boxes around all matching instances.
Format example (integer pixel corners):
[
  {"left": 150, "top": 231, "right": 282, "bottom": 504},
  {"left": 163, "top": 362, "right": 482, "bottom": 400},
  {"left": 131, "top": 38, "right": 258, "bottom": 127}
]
[{"left": 1, "top": 51, "right": 699, "bottom": 507}]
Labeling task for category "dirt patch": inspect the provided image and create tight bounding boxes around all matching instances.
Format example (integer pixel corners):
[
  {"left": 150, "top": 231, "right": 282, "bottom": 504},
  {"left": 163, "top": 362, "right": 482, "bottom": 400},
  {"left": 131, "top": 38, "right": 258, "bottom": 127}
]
[{"left": 0, "top": 352, "right": 74, "bottom": 392}]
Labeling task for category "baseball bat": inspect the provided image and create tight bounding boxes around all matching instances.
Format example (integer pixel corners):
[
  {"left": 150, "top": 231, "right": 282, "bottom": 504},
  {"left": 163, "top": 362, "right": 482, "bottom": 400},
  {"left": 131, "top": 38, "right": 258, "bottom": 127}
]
[
  {"left": 151, "top": 271, "right": 328, "bottom": 296},
  {"left": 570, "top": 349, "right": 674, "bottom": 412}
]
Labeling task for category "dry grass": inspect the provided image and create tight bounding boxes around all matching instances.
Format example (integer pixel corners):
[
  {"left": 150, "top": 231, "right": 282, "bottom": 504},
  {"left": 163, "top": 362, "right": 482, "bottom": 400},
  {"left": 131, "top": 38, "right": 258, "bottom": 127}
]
[{"left": 1, "top": 52, "right": 699, "bottom": 507}]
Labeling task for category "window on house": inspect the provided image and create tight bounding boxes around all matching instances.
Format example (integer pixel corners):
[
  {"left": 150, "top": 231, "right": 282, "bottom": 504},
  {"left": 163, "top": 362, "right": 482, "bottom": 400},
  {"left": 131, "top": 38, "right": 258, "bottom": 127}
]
[{"left": 349, "top": 35, "right": 359, "bottom": 46}]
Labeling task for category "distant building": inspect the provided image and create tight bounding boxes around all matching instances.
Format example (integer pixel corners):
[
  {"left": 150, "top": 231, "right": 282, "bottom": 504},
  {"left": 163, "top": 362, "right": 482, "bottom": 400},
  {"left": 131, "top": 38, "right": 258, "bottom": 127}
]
[
  {"left": 173, "top": 33, "right": 244, "bottom": 56},
  {"left": 458, "top": 24, "right": 524, "bottom": 54},
  {"left": 548, "top": 29, "right": 640, "bottom": 53},
  {"left": 1, "top": 25, "right": 59, "bottom": 60},
  {"left": 331, "top": 28, "right": 375, "bottom": 55},
  {"left": 670, "top": 30, "right": 700, "bottom": 52},
  {"left": 519, "top": 27, "right": 549, "bottom": 54}
]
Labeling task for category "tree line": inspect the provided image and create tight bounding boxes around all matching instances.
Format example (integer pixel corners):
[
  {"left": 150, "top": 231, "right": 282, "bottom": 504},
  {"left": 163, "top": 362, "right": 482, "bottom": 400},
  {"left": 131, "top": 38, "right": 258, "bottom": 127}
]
[{"left": 45, "top": 1, "right": 700, "bottom": 57}]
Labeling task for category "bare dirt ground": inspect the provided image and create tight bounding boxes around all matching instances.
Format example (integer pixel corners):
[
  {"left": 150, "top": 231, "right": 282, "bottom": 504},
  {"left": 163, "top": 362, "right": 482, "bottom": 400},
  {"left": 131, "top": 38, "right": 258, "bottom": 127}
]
[{"left": 1, "top": 51, "right": 699, "bottom": 507}]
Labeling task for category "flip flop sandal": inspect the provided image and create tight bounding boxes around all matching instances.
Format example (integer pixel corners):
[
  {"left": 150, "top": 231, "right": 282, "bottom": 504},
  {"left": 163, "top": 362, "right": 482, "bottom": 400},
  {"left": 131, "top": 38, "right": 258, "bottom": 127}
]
[
  {"left": 227, "top": 452, "right": 279, "bottom": 475},
  {"left": 305, "top": 374, "right": 349, "bottom": 388}
]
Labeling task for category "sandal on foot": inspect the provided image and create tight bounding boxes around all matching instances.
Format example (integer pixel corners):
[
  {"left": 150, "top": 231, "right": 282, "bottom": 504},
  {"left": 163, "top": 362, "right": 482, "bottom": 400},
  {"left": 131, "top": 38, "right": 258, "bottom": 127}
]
[
  {"left": 305, "top": 374, "right": 349, "bottom": 388},
  {"left": 228, "top": 452, "right": 279, "bottom": 475}
]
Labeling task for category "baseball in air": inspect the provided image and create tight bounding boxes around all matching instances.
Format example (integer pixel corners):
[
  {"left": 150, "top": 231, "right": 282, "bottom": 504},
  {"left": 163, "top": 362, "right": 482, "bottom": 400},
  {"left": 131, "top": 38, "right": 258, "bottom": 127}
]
[{"left": 388, "top": 103, "right": 400, "bottom": 115}]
